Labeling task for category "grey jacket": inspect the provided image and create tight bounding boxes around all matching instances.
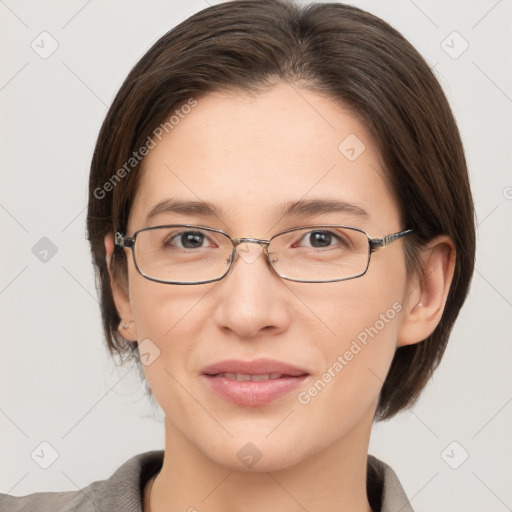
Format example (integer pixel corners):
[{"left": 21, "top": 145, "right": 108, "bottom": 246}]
[{"left": 0, "top": 450, "right": 414, "bottom": 511}]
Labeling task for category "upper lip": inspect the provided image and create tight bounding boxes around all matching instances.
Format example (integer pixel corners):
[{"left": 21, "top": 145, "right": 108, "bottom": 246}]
[{"left": 201, "top": 358, "right": 309, "bottom": 377}]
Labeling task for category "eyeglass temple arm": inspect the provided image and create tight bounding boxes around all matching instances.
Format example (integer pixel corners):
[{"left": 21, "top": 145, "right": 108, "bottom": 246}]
[
  {"left": 114, "top": 232, "right": 134, "bottom": 249},
  {"left": 369, "top": 229, "right": 414, "bottom": 252}
]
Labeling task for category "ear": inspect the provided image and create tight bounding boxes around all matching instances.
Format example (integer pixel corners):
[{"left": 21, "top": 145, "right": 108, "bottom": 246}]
[
  {"left": 397, "top": 235, "right": 456, "bottom": 347},
  {"left": 105, "top": 233, "right": 138, "bottom": 341}
]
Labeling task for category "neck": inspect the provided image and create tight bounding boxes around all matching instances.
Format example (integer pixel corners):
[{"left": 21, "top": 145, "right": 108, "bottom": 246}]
[{"left": 148, "top": 411, "right": 375, "bottom": 512}]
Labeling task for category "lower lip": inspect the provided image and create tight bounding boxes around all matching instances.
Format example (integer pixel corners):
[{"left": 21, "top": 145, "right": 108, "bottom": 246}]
[{"left": 202, "top": 375, "right": 308, "bottom": 407}]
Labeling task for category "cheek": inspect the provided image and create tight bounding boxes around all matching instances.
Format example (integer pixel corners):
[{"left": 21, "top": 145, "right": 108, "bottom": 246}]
[
  {"left": 294, "top": 274, "right": 404, "bottom": 402},
  {"left": 127, "top": 276, "right": 208, "bottom": 411},
  {"left": 292, "top": 292, "right": 401, "bottom": 448},
  {"left": 127, "top": 257, "right": 210, "bottom": 338},
  {"left": 127, "top": 269, "right": 217, "bottom": 397},
  {"left": 296, "top": 270, "right": 404, "bottom": 347}
]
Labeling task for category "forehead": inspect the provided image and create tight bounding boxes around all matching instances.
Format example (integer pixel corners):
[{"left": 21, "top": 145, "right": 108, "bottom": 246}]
[{"left": 129, "top": 82, "right": 399, "bottom": 234}]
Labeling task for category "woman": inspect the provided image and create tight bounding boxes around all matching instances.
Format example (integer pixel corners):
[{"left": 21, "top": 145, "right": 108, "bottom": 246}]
[{"left": 0, "top": 0, "right": 475, "bottom": 511}]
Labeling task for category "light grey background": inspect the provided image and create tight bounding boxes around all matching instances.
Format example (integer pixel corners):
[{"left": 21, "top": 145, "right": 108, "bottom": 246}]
[{"left": 1, "top": 1, "right": 511, "bottom": 510}]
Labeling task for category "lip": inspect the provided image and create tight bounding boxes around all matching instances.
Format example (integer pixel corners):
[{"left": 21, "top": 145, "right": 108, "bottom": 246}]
[
  {"left": 201, "top": 358, "right": 309, "bottom": 377},
  {"left": 201, "top": 358, "right": 310, "bottom": 407}
]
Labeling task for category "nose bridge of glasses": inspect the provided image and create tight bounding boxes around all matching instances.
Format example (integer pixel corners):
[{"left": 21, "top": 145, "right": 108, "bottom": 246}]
[{"left": 232, "top": 237, "right": 269, "bottom": 265}]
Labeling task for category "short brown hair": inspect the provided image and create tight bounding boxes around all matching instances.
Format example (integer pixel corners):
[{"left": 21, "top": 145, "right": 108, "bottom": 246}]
[{"left": 87, "top": 0, "right": 475, "bottom": 420}]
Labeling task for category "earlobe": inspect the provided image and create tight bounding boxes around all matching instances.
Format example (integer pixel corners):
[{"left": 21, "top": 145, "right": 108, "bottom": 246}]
[
  {"left": 104, "top": 233, "right": 138, "bottom": 341},
  {"left": 397, "top": 236, "right": 456, "bottom": 347}
]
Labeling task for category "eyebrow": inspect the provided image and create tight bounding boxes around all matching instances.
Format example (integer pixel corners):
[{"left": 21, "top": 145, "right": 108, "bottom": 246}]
[
  {"left": 146, "top": 199, "right": 221, "bottom": 222},
  {"left": 277, "top": 199, "right": 368, "bottom": 219},
  {"left": 145, "top": 198, "right": 368, "bottom": 223}
]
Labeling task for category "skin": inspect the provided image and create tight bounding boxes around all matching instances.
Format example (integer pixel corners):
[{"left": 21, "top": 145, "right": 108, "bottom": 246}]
[{"left": 105, "top": 82, "right": 455, "bottom": 512}]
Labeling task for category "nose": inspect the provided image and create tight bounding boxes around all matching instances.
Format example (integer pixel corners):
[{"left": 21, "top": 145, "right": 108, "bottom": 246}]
[
  {"left": 212, "top": 241, "right": 291, "bottom": 339},
  {"left": 233, "top": 238, "right": 269, "bottom": 265}
]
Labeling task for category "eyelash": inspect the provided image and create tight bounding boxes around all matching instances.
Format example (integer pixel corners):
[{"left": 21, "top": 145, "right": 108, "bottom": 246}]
[{"left": 165, "top": 229, "right": 348, "bottom": 250}]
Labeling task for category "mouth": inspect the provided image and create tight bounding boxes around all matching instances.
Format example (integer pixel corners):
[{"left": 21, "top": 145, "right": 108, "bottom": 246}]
[
  {"left": 208, "top": 372, "right": 301, "bottom": 381},
  {"left": 201, "top": 359, "right": 310, "bottom": 407}
]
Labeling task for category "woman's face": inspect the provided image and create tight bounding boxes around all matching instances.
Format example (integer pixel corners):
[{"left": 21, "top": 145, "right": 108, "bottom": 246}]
[{"left": 119, "top": 82, "right": 413, "bottom": 471}]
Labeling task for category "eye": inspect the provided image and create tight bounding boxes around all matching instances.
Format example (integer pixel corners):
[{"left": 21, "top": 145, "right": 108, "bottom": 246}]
[
  {"left": 165, "top": 230, "right": 217, "bottom": 250},
  {"left": 294, "top": 230, "right": 348, "bottom": 249}
]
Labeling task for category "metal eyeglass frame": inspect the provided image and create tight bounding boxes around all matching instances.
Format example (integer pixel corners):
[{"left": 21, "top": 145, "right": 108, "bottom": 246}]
[{"left": 114, "top": 224, "right": 414, "bottom": 285}]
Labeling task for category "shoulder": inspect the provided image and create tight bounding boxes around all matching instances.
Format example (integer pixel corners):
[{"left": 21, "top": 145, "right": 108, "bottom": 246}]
[
  {"left": 0, "top": 450, "right": 164, "bottom": 512},
  {"left": 0, "top": 488, "right": 89, "bottom": 512},
  {"left": 367, "top": 454, "right": 415, "bottom": 512}
]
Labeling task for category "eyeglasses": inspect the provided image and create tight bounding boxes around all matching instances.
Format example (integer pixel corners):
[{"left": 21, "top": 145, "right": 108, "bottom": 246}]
[{"left": 114, "top": 224, "right": 413, "bottom": 285}]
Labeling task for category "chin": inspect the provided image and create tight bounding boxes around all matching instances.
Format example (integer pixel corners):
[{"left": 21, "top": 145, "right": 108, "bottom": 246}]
[{"left": 196, "top": 434, "right": 313, "bottom": 473}]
